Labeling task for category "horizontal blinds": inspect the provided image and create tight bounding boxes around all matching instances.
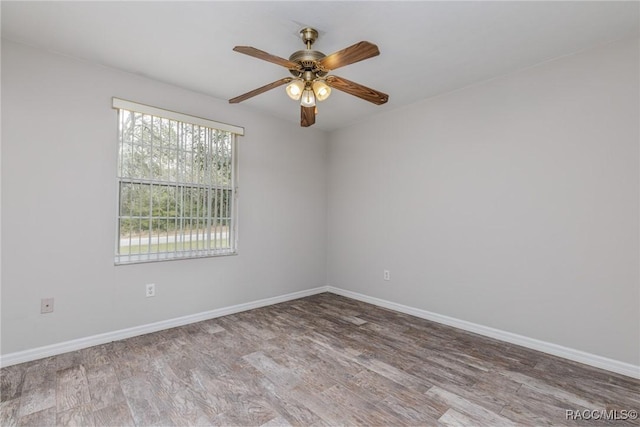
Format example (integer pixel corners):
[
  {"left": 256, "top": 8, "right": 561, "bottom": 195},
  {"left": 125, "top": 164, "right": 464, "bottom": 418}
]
[{"left": 112, "top": 97, "right": 244, "bottom": 136}]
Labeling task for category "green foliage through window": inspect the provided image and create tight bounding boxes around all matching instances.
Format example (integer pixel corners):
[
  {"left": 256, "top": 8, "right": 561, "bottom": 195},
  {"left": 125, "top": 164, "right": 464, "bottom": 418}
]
[{"left": 115, "top": 108, "right": 237, "bottom": 263}]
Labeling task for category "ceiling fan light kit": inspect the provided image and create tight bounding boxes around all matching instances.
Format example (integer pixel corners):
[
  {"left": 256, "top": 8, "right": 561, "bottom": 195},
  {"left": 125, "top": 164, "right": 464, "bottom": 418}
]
[{"left": 230, "top": 27, "right": 389, "bottom": 127}]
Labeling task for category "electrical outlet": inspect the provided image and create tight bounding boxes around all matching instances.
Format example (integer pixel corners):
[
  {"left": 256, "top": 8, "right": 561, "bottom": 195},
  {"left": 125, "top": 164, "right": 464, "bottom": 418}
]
[
  {"left": 146, "top": 283, "right": 156, "bottom": 297},
  {"left": 41, "top": 298, "right": 54, "bottom": 314},
  {"left": 383, "top": 270, "right": 390, "bottom": 281}
]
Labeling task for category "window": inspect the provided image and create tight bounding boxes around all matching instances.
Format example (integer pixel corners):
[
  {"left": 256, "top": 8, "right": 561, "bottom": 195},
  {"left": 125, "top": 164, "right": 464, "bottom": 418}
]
[{"left": 113, "top": 98, "right": 243, "bottom": 264}]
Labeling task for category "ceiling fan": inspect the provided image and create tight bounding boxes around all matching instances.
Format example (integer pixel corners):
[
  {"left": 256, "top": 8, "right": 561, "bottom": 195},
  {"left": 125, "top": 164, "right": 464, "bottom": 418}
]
[{"left": 229, "top": 27, "right": 389, "bottom": 127}]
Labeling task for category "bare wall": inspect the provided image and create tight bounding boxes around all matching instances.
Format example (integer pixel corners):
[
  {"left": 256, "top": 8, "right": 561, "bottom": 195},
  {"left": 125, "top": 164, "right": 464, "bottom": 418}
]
[
  {"left": 1, "top": 40, "right": 328, "bottom": 355},
  {"left": 327, "top": 37, "right": 639, "bottom": 365}
]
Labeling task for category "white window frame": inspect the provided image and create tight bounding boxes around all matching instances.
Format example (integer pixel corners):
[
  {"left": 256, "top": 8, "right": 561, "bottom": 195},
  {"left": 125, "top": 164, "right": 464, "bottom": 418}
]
[{"left": 112, "top": 98, "right": 243, "bottom": 265}]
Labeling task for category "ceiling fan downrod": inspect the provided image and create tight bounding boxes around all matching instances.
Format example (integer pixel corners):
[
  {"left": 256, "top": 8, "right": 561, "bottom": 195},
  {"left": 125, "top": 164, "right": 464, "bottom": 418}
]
[{"left": 300, "top": 27, "right": 318, "bottom": 49}]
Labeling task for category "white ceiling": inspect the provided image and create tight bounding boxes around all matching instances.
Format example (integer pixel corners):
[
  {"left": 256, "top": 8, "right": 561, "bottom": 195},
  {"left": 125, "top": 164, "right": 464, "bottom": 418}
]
[{"left": 2, "top": 1, "right": 638, "bottom": 131}]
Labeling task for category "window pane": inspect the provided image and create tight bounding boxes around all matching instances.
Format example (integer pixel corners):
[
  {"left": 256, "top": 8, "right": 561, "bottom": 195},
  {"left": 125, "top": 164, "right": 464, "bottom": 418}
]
[{"left": 116, "top": 106, "right": 237, "bottom": 264}]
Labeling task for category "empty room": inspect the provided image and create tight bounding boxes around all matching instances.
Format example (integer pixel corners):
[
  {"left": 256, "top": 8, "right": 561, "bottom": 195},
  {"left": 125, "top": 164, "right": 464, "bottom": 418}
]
[{"left": 1, "top": 1, "right": 639, "bottom": 426}]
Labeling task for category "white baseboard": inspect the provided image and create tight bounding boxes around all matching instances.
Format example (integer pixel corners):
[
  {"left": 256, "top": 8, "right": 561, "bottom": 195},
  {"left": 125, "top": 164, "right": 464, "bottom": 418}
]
[
  {"left": 327, "top": 286, "right": 640, "bottom": 379},
  {"left": 3, "top": 285, "right": 638, "bottom": 379},
  {"left": 0, "top": 286, "right": 328, "bottom": 367}
]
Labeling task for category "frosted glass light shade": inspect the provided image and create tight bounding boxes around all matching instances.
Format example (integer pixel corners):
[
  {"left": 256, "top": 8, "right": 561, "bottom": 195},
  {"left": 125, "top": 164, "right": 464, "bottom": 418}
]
[
  {"left": 285, "top": 80, "right": 304, "bottom": 100},
  {"left": 312, "top": 80, "right": 331, "bottom": 101},
  {"left": 300, "top": 88, "right": 316, "bottom": 107}
]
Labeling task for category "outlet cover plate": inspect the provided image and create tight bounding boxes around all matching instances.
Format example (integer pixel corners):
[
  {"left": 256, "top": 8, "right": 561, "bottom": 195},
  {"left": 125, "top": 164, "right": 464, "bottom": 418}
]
[{"left": 146, "top": 283, "right": 156, "bottom": 297}]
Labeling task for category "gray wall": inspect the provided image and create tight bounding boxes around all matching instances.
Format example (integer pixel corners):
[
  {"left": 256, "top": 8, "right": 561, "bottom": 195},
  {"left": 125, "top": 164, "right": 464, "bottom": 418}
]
[
  {"left": 1, "top": 40, "right": 328, "bottom": 354},
  {"left": 3, "top": 37, "right": 639, "bottom": 368},
  {"left": 327, "top": 37, "right": 639, "bottom": 365}
]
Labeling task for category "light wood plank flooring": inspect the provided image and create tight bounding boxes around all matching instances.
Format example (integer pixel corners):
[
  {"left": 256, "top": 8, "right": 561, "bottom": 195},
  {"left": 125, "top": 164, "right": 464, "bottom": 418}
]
[{"left": 1, "top": 293, "right": 639, "bottom": 426}]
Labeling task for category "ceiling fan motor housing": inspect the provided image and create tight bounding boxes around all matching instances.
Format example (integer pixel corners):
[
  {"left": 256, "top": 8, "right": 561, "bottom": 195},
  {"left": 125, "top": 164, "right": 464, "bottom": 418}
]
[
  {"left": 289, "top": 49, "right": 328, "bottom": 79},
  {"left": 288, "top": 27, "right": 328, "bottom": 80}
]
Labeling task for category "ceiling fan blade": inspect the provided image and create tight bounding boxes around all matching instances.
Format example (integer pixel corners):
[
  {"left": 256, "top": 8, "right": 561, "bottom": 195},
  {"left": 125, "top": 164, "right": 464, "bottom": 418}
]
[
  {"left": 317, "top": 41, "right": 380, "bottom": 72},
  {"left": 325, "top": 75, "right": 389, "bottom": 105},
  {"left": 229, "top": 78, "right": 293, "bottom": 104},
  {"left": 233, "top": 46, "right": 300, "bottom": 70},
  {"left": 301, "top": 106, "right": 316, "bottom": 127}
]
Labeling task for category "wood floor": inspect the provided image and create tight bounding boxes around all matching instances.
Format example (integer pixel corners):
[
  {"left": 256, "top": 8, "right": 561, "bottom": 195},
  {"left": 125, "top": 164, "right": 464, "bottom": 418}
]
[{"left": 1, "top": 293, "right": 639, "bottom": 426}]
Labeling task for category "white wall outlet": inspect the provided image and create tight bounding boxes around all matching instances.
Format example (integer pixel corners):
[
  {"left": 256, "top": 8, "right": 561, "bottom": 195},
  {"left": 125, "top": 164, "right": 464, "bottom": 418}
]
[
  {"left": 41, "top": 298, "right": 54, "bottom": 314},
  {"left": 146, "top": 283, "right": 156, "bottom": 297},
  {"left": 383, "top": 270, "right": 390, "bottom": 281}
]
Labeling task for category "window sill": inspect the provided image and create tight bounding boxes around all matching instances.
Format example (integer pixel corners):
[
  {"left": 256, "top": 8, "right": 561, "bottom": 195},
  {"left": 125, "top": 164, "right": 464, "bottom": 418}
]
[{"left": 115, "top": 250, "right": 238, "bottom": 266}]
